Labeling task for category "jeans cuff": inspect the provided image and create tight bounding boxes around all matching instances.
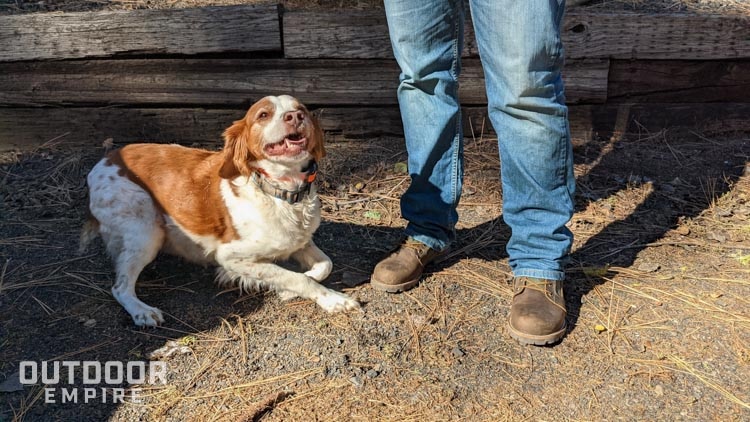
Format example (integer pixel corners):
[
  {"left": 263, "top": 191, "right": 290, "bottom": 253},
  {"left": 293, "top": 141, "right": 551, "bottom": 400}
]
[
  {"left": 513, "top": 268, "right": 566, "bottom": 281},
  {"left": 404, "top": 230, "right": 451, "bottom": 253}
]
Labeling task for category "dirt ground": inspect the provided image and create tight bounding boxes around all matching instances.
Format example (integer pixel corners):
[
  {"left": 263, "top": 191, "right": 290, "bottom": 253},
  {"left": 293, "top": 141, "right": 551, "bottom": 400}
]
[
  {"left": 1, "top": 117, "right": 749, "bottom": 421},
  {"left": 1, "top": 0, "right": 750, "bottom": 421}
]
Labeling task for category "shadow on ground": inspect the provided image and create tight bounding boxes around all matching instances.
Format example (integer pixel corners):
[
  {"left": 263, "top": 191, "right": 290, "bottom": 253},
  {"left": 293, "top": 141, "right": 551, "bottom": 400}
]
[{"left": 0, "top": 119, "right": 747, "bottom": 420}]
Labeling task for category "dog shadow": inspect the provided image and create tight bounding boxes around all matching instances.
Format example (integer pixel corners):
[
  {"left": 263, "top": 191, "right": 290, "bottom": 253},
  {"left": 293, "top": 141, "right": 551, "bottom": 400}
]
[{"left": 0, "top": 120, "right": 746, "bottom": 420}]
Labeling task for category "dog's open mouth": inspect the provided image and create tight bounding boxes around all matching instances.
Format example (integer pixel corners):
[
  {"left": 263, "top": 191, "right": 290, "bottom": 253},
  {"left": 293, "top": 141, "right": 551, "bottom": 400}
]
[{"left": 265, "top": 133, "right": 308, "bottom": 156}]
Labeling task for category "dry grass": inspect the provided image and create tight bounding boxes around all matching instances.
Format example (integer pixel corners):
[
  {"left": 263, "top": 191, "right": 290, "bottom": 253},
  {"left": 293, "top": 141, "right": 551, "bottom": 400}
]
[{"left": 1, "top": 104, "right": 749, "bottom": 421}]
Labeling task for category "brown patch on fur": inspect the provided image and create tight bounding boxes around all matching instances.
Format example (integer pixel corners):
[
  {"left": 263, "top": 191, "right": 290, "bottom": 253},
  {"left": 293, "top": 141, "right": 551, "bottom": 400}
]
[
  {"left": 220, "top": 99, "right": 271, "bottom": 179},
  {"left": 103, "top": 96, "right": 324, "bottom": 243},
  {"left": 309, "top": 112, "right": 326, "bottom": 162},
  {"left": 107, "top": 144, "right": 240, "bottom": 242}
]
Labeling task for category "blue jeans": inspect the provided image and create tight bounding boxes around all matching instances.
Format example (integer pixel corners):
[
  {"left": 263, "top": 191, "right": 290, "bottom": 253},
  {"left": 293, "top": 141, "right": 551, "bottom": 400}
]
[{"left": 384, "top": 0, "right": 575, "bottom": 281}]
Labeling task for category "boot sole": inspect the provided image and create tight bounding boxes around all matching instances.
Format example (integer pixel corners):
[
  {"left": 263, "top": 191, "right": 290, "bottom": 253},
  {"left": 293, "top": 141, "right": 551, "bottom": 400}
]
[
  {"left": 507, "top": 322, "right": 567, "bottom": 346},
  {"left": 370, "top": 276, "right": 420, "bottom": 293}
]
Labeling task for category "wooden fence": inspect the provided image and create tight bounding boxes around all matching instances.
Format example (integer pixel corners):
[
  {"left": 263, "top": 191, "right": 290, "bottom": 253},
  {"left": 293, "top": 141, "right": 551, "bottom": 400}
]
[{"left": 0, "top": 5, "right": 749, "bottom": 150}]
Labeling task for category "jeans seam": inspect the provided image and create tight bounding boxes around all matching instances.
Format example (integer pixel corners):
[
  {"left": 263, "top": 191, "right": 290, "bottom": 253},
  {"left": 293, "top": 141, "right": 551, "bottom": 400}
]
[{"left": 449, "top": 3, "right": 461, "bottom": 230}]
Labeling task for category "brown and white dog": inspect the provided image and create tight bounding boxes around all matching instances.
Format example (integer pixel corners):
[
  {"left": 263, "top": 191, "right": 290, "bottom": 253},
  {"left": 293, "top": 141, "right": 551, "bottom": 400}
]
[{"left": 80, "top": 95, "right": 359, "bottom": 326}]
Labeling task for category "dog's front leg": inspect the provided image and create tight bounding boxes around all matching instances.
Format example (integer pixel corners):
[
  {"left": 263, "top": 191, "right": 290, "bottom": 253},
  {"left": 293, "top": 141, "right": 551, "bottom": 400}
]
[
  {"left": 291, "top": 241, "right": 333, "bottom": 282},
  {"left": 220, "top": 258, "right": 359, "bottom": 313}
]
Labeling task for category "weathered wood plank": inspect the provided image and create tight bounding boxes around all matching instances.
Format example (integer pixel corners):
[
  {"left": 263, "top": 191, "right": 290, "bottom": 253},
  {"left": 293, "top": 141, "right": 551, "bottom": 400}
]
[
  {"left": 563, "top": 12, "right": 750, "bottom": 60},
  {"left": 4, "top": 104, "right": 749, "bottom": 151},
  {"left": 607, "top": 60, "right": 750, "bottom": 103},
  {"left": 0, "top": 5, "right": 281, "bottom": 62},
  {"left": 0, "top": 58, "right": 606, "bottom": 107},
  {"left": 283, "top": 9, "right": 475, "bottom": 59},
  {"left": 322, "top": 104, "right": 750, "bottom": 141},
  {"left": 0, "top": 108, "right": 239, "bottom": 151},
  {"left": 283, "top": 10, "right": 750, "bottom": 60}
]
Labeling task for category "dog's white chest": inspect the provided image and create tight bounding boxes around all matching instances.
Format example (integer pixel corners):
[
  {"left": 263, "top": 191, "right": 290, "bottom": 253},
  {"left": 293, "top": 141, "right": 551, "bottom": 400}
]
[{"left": 218, "top": 179, "right": 320, "bottom": 260}]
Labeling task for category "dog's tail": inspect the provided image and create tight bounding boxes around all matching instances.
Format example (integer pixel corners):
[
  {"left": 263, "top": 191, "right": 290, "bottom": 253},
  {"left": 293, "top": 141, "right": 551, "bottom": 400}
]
[{"left": 79, "top": 212, "right": 100, "bottom": 254}]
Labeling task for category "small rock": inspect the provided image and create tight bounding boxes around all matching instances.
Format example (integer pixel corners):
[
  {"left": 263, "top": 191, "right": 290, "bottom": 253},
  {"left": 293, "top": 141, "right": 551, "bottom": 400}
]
[
  {"left": 660, "top": 183, "right": 676, "bottom": 193},
  {"left": 349, "top": 376, "right": 363, "bottom": 387},
  {"left": 0, "top": 372, "right": 24, "bottom": 392},
  {"left": 410, "top": 315, "right": 428, "bottom": 327},
  {"left": 452, "top": 347, "right": 465, "bottom": 358},
  {"left": 715, "top": 208, "right": 733, "bottom": 218},
  {"left": 707, "top": 231, "right": 727, "bottom": 243},
  {"left": 148, "top": 340, "right": 193, "bottom": 359},
  {"left": 365, "top": 369, "right": 380, "bottom": 379},
  {"left": 83, "top": 319, "right": 97, "bottom": 328},
  {"left": 627, "top": 174, "right": 643, "bottom": 184},
  {"left": 675, "top": 225, "right": 691, "bottom": 236},
  {"left": 654, "top": 385, "right": 664, "bottom": 397}
]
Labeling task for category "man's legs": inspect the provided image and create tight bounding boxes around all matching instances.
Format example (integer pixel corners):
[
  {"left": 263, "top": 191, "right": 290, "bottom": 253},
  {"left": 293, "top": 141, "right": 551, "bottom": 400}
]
[
  {"left": 470, "top": 0, "right": 575, "bottom": 345},
  {"left": 373, "top": 0, "right": 464, "bottom": 292}
]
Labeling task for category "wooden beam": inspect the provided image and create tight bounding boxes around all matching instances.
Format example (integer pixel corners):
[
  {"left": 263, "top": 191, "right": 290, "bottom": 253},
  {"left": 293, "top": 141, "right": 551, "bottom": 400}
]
[
  {"left": 0, "top": 108, "right": 238, "bottom": 151},
  {"left": 4, "top": 104, "right": 749, "bottom": 151},
  {"left": 563, "top": 12, "right": 750, "bottom": 60},
  {"left": 283, "top": 10, "right": 750, "bottom": 60},
  {"left": 0, "top": 58, "right": 606, "bottom": 107},
  {"left": 607, "top": 59, "right": 750, "bottom": 103},
  {"left": 0, "top": 5, "right": 281, "bottom": 62},
  {"left": 1, "top": 7, "right": 746, "bottom": 62}
]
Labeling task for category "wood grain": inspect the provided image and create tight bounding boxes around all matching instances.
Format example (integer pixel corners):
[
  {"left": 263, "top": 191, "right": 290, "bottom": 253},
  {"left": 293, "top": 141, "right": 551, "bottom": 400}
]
[
  {"left": 284, "top": 10, "right": 750, "bottom": 60},
  {"left": 0, "top": 58, "right": 606, "bottom": 107},
  {"left": 4, "top": 104, "right": 748, "bottom": 151},
  {"left": 0, "top": 5, "right": 281, "bottom": 62},
  {"left": 563, "top": 12, "right": 750, "bottom": 60},
  {"left": 607, "top": 60, "right": 750, "bottom": 102}
]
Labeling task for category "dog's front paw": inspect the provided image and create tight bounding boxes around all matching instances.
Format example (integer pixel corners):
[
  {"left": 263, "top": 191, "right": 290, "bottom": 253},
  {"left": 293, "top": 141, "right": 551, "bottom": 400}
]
[
  {"left": 131, "top": 305, "right": 165, "bottom": 327},
  {"left": 316, "top": 290, "right": 360, "bottom": 313},
  {"left": 304, "top": 260, "right": 333, "bottom": 282}
]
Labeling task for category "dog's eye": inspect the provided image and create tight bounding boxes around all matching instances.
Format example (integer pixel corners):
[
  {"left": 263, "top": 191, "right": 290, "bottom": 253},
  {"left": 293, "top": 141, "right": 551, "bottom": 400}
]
[{"left": 258, "top": 111, "right": 269, "bottom": 120}]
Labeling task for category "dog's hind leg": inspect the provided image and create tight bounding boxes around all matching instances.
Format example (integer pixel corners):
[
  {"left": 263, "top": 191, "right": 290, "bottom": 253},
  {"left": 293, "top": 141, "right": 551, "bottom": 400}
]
[
  {"left": 109, "top": 225, "right": 166, "bottom": 326},
  {"left": 88, "top": 160, "right": 167, "bottom": 326}
]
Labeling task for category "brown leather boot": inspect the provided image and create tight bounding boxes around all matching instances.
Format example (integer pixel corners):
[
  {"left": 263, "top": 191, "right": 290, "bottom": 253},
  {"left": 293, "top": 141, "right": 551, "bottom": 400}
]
[
  {"left": 371, "top": 238, "right": 446, "bottom": 293},
  {"left": 508, "top": 277, "right": 567, "bottom": 346}
]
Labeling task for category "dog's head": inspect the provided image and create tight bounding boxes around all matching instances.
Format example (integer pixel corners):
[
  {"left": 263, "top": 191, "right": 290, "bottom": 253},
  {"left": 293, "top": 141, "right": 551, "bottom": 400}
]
[{"left": 219, "top": 95, "right": 325, "bottom": 179}]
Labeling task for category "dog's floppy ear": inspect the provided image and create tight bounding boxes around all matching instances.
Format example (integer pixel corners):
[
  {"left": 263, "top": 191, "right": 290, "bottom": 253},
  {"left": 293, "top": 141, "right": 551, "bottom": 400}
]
[
  {"left": 308, "top": 111, "right": 326, "bottom": 162},
  {"left": 220, "top": 119, "right": 257, "bottom": 179}
]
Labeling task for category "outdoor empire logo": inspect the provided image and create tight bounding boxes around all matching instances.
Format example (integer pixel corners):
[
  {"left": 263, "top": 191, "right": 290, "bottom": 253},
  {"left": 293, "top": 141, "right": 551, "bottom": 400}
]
[{"left": 19, "top": 361, "right": 167, "bottom": 404}]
